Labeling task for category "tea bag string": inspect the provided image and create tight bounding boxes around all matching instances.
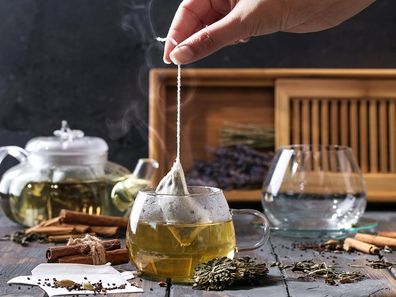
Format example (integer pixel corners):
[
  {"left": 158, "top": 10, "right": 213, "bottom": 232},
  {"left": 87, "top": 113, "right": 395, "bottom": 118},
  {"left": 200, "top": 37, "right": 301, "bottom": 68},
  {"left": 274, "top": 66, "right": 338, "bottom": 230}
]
[{"left": 156, "top": 37, "right": 181, "bottom": 161}]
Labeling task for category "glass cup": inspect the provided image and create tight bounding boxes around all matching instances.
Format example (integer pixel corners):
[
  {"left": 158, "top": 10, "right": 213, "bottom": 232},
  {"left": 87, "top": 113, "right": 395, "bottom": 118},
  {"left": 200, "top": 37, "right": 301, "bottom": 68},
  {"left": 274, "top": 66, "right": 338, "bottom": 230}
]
[
  {"left": 262, "top": 145, "right": 367, "bottom": 230},
  {"left": 126, "top": 186, "right": 269, "bottom": 283}
]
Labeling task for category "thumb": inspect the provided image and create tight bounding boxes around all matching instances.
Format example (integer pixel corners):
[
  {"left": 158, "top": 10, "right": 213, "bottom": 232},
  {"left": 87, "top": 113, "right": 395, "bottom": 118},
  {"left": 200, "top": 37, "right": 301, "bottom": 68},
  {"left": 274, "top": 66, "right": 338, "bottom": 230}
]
[{"left": 169, "top": 13, "right": 247, "bottom": 65}]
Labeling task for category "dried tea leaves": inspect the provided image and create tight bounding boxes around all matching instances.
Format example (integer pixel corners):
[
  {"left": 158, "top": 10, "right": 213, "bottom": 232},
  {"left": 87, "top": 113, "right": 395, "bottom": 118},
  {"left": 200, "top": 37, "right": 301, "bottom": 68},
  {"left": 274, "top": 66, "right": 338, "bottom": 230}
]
[
  {"left": 192, "top": 257, "right": 268, "bottom": 291},
  {"left": 291, "top": 260, "right": 364, "bottom": 285},
  {"left": 0, "top": 231, "right": 48, "bottom": 246},
  {"left": 292, "top": 240, "right": 343, "bottom": 253},
  {"left": 366, "top": 259, "right": 396, "bottom": 269}
]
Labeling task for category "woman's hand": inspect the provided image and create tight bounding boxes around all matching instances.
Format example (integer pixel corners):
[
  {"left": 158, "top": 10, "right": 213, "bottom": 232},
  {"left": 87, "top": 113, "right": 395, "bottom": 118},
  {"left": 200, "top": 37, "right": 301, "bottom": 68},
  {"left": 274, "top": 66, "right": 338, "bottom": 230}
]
[{"left": 163, "top": 0, "right": 375, "bottom": 65}]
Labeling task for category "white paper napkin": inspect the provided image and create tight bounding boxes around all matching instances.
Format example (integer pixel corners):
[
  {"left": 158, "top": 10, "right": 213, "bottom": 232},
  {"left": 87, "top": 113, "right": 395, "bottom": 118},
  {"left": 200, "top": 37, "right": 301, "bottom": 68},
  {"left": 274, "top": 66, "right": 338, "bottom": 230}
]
[{"left": 8, "top": 263, "right": 143, "bottom": 296}]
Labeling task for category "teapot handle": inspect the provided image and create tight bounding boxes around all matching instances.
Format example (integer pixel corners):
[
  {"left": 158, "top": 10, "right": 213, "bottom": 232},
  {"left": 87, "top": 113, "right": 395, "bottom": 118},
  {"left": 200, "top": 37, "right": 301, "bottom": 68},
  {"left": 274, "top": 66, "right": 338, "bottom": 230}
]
[{"left": 0, "top": 146, "right": 29, "bottom": 165}]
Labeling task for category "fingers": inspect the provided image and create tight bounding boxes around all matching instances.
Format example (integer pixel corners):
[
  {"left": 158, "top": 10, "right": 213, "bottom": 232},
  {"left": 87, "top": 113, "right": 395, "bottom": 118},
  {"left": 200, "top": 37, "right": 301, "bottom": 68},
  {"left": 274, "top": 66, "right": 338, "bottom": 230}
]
[
  {"left": 169, "top": 12, "right": 246, "bottom": 65},
  {"left": 163, "top": 0, "right": 224, "bottom": 64}
]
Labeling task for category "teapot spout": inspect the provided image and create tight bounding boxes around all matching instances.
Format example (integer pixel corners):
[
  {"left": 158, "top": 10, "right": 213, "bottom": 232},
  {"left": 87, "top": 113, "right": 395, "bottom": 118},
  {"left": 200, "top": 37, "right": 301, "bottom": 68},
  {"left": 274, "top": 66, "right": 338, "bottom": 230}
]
[{"left": 132, "top": 158, "right": 159, "bottom": 181}]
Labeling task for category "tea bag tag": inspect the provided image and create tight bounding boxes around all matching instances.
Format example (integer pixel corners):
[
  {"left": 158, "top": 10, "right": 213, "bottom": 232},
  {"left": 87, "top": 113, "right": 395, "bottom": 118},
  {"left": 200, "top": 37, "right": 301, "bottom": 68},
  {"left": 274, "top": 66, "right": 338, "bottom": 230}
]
[{"left": 155, "top": 160, "right": 189, "bottom": 196}]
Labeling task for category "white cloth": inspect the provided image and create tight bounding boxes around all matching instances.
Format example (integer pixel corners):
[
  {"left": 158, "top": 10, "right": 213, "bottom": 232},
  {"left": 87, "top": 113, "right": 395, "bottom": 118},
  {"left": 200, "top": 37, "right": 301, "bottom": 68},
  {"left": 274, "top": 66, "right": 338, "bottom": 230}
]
[{"left": 7, "top": 263, "right": 143, "bottom": 296}]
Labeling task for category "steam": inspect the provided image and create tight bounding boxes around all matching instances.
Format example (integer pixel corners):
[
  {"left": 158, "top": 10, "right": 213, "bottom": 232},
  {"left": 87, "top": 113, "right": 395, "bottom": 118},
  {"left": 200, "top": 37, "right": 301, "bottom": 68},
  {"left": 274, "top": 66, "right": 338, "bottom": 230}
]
[{"left": 106, "top": 0, "right": 163, "bottom": 141}]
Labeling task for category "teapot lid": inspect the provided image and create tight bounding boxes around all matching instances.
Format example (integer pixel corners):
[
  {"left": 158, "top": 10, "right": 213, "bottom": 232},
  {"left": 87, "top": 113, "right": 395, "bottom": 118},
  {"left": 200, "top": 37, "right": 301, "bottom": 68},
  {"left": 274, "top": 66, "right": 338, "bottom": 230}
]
[{"left": 25, "top": 121, "right": 108, "bottom": 164}]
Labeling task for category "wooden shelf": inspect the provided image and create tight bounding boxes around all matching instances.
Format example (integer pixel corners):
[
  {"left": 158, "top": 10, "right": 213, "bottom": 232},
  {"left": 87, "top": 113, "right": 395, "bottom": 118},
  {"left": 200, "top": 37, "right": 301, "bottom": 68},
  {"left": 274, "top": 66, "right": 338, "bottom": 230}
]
[{"left": 149, "top": 68, "right": 396, "bottom": 203}]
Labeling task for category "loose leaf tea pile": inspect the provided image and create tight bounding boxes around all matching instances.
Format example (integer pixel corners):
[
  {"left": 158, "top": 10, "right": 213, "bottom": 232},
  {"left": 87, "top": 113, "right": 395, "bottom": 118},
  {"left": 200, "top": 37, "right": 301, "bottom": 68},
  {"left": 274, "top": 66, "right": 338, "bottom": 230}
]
[
  {"left": 287, "top": 260, "right": 365, "bottom": 285},
  {"left": 192, "top": 257, "right": 268, "bottom": 291}
]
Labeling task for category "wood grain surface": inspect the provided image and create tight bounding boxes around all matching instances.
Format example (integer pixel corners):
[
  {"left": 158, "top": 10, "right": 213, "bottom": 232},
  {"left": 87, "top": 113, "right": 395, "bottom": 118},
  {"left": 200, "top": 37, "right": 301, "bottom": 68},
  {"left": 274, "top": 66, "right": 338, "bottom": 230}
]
[{"left": 1, "top": 211, "right": 396, "bottom": 296}]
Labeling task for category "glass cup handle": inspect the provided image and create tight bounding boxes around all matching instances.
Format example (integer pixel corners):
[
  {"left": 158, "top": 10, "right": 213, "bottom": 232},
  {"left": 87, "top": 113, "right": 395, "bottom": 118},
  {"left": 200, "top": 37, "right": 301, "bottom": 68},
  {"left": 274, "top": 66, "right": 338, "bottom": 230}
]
[{"left": 231, "top": 208, "right": 270, "bottom": 252}]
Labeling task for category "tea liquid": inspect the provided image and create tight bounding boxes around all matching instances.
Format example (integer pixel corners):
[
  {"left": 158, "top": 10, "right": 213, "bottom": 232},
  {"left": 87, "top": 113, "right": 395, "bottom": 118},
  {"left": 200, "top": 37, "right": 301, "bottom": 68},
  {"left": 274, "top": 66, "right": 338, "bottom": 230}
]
[
  {"left": 126, "top": 220, "right": 236, "bottom": 282},
  {"left": 2, "top": 180, "right": 121, "bottom": 226}
]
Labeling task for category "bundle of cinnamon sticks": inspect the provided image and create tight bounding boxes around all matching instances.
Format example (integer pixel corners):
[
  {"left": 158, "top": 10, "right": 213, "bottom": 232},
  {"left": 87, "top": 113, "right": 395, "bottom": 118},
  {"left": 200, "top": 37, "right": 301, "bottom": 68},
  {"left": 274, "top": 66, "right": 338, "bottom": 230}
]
[
  {"left": 26, "top": 209, "right": 128, "bottom": 243},
  {"left": 343, "top": 232, "right": 396, "bottom": 254},
  {"left": 46, "top": 238, "right": 129, "bottom": 265}
]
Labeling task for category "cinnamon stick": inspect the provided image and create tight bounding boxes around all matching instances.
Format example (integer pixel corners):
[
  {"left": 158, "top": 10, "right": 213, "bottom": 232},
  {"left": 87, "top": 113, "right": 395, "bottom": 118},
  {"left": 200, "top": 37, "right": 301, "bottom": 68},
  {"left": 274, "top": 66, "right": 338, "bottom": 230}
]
[
  {"left": 26, "top": 225, "right": 90, "bottom": 236},
  {"left": 343, "top": 237, "right": 380, "bottom": 254},
  {"left": 27, "top": 226, "right": 75, "bottom": 236},
  {"left": 377, "top": 231, "right": 396, "bottom": 239},
  {"left": 59, "top": 209, "right": 128, "bottom": 228},
  {"left": 90, "top": 226, "right": 120, "bottom": 237},
  {"left": 25, "top": 216, "right": 61, "bottom": 234},
  {"left": 46, "top": 239, "right": 121, "bottom": 261},
  {"left": 355, "top": 233, "right": 396, "bottom": 248},
  {"left": 47, "top": 233, "right": 96, "bottom": 243},
  {"left": 56, "top": 248, "right": 129, "bottom": 265}
]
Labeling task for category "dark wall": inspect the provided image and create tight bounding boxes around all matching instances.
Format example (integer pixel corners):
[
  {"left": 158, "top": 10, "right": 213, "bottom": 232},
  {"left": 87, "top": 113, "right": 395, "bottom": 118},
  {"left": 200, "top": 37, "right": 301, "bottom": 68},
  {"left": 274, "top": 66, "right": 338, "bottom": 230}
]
[{"left": 0, "top": 0, "right": 394, "bottom": 172}]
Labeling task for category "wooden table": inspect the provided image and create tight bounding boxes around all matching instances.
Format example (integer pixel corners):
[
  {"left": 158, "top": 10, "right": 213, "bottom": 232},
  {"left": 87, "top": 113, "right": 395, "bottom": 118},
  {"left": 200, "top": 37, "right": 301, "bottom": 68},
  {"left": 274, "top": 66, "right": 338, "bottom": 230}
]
[{"left": 1, "top": 211, "right": 396, "bottom": 297}]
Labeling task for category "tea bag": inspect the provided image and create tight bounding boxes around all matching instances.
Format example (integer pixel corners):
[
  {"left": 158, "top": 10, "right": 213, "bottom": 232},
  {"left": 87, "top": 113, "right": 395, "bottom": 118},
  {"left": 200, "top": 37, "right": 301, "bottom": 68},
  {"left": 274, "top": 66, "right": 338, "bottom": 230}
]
[
  {"left": 154, "top": 37, "right": 209, "bottom": 230},
  {"left": 155, "top": 159, "right": 189, "bottom": 195},
  {"left": 155, "top": 38, "right": 189, "bottom": 197}
]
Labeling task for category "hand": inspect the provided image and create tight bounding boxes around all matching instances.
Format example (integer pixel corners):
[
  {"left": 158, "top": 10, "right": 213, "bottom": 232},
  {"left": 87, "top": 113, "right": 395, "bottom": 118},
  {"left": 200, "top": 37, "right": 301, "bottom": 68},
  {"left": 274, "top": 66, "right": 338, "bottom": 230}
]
[{"left": 163, "top": 0, "right": 375, "bottom": 65}]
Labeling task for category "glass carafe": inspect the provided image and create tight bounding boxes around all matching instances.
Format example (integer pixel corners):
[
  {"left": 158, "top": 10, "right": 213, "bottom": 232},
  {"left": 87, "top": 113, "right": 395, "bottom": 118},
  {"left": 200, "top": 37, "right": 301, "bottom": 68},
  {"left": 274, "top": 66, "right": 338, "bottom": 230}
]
[{"left": 262, "top": 145, "right": 367, "bottom": 231}]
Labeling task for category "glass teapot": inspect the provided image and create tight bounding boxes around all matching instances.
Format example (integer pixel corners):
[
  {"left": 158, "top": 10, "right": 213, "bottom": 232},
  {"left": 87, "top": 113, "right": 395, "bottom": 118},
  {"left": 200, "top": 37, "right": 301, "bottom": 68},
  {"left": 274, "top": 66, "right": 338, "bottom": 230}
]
[{"left": 0, "top": 121, "right": 158, "bottom": 227}]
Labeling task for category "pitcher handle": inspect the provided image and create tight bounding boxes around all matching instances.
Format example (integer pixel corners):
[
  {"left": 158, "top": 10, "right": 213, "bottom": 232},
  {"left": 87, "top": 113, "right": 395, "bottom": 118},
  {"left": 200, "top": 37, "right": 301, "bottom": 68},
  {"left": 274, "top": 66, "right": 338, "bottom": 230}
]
[
  {"left": 231, "top": 209, "right": 270, "bottom": 252},
  {"left": 0, "top": 146, "right": 29, "bottom": 164}
]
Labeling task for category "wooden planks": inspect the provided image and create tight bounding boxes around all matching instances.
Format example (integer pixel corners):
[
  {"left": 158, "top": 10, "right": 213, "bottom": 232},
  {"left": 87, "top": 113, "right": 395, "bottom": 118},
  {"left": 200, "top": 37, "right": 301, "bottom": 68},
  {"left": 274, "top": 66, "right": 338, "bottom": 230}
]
[{"left": 2, "top": 211, "right": 396, "bottom": 296}]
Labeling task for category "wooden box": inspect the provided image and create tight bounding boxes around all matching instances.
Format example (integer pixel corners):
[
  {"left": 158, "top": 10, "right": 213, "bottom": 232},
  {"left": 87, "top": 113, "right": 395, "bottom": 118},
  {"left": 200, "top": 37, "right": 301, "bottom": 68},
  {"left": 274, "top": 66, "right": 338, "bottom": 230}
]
[{"left": 149, "top": 68, "right": 396, "bottom": 202}]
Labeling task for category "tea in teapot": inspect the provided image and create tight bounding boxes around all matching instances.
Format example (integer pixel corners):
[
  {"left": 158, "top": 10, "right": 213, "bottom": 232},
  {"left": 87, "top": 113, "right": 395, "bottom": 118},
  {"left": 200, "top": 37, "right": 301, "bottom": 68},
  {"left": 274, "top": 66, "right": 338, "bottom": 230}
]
[{"left": 0, "top": 121, "right": 158, "bottom": 226}]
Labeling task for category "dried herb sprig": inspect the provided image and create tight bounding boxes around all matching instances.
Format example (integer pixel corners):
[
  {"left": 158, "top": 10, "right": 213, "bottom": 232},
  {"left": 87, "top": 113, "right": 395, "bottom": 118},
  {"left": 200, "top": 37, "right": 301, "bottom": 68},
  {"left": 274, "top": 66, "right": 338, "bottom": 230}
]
[
  {"left": 192, "top": 257, "right": 268, "bottom": 291},
  {"left": 0, "top": 231, "right": 48, "bottom": 246},
  {"left": 219, "top": 122, "right": 275, "bottom": 148},
  {"left": 275, "top": 260, "right": 364, "bottom": 286},
  {"left": 366, "top": 259, "right": 395, "bottom": 269}
]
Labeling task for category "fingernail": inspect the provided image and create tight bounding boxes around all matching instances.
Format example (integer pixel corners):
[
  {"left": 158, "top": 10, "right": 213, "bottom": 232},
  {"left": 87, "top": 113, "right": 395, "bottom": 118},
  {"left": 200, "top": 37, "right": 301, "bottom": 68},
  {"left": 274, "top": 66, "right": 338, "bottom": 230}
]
[{"left": 170, "top": 45, "right": 194, "bottom": 64}]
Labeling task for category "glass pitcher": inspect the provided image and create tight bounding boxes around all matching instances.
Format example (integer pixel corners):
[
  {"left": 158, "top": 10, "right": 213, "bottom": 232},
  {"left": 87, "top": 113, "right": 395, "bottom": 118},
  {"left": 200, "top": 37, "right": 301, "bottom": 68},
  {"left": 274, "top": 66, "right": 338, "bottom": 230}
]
[
  {"left": 262, "top": 145, "right": 367, "bottom": 231},
  {"left": 0, "top": 121, "right": 158, "bottom": 226},
  {"left": 126, "top": 186, "right": 270, "bottom": 283}
]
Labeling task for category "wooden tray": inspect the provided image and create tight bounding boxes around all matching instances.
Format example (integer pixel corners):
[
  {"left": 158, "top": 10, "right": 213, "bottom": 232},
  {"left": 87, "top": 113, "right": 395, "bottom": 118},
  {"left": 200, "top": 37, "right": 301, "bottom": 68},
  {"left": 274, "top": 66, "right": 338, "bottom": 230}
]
[{"left": 149, "top": 68, "right": 396, "bottom": 202}]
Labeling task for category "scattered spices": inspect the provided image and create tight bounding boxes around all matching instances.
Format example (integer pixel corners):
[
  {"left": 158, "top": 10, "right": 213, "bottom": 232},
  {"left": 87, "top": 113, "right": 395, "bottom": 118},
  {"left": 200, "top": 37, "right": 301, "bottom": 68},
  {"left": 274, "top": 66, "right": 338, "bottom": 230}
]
[
  {"left": 55, "top": 279, "right": 76, "bottom": 287},
  {"left": 32, "top": 277, "right": 132, "bottom": 294},
  {"left": 192, "top": 256, "right": 268, "bottom": 291},
  {"left": 82, "top": 282, "right": 94, "bottom": 290},
  {"left": 292, "top": 240, "right": 343, "bottom": 253}
]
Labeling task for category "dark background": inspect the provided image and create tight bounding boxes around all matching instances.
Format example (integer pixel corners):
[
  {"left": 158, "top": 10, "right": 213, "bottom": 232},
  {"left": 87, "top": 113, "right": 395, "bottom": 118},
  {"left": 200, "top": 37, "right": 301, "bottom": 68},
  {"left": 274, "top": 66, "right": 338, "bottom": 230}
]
[{"left": 0, "top": 0, "right": 395, "bottom": 172}]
